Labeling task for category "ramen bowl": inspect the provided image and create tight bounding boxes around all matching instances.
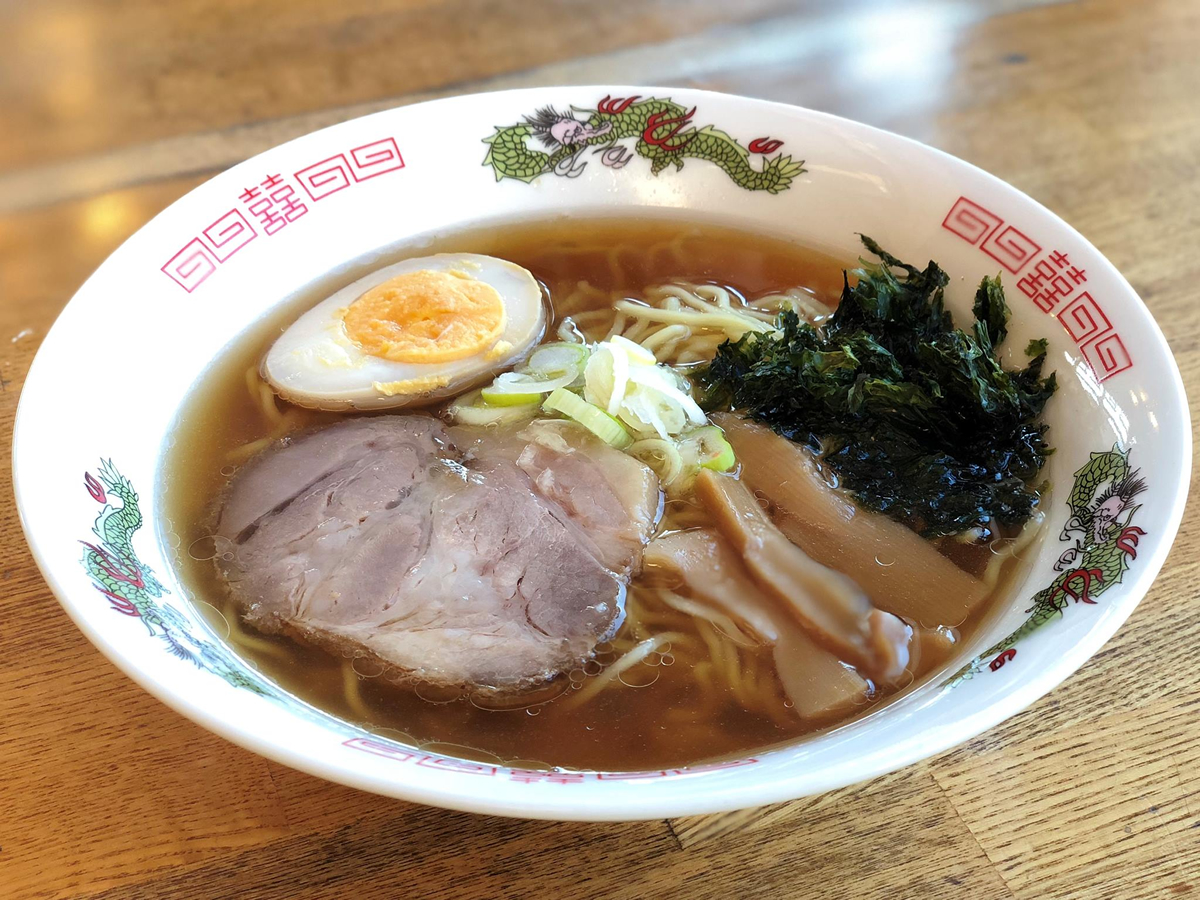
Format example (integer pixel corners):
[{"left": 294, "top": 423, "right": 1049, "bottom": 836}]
[{"left": 13, "top": 87, "right": 1189, "bottom": 820}]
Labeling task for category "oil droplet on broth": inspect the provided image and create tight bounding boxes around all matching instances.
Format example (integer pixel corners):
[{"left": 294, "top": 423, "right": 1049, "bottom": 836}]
[
  {"left": 470, "top": 680, "right": 569, "bottom": 711},
  {"left": 352, "top": 656, "right": 386, "bottom": 678},
  {"left": 373, "top": 727, "right": 419, "bottom": 746},
  {"left": 618, "top": 668, "right": 660, "bottom": 689},
  {"left": 414, "top": 682, "right": 465, "bottom": 705},
  {"left": 506, "top": 757, "right": 556, "bottom": 769},
  {"left": 188, "top": 535, "right": 220, "bottom": 561},
  {"left": 193, "top": 599, "right": 231, "bottom": 639},
  {"left": 419, "top": 741, "right": 505, "bottom": 765}
]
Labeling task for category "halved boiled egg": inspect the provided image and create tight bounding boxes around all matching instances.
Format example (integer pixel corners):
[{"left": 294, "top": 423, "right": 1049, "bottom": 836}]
[{"left": 263, "top": 253, "right": 546, "bottom": 410}]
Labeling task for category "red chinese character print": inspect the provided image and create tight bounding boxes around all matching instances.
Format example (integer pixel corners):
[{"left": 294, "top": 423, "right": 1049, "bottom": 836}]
[
  {"left": 240, "top": 174, "right": 308, "bottom": 235},
  {"left": 1048, "top": 250, "right": 1087, "bottom": 285},
  {"left": 1018, "top": 250, "right": 1087, "bottom": 312},
  {"left": 1018, "top": 261, "right": 1067, "bottom": 312},
  {"left": 508, "top": 770, "right": 587, "bottom": 785}
]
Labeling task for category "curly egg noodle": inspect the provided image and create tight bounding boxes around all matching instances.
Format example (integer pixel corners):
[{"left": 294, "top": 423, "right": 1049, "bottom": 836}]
[{"left": 555, "top": 280, "right": 829, "bottom": 365}]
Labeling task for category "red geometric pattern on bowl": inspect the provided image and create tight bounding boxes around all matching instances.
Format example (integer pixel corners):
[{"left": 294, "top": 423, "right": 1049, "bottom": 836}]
[
  {"left": 202, "top": 209, "right": 257, "bottom": 262},
  {"left": 161, "top": 136, "right": 405, "bottom": 294},
  {"left": 1082, "top": 332, "right": 1134, "bottom": 380},
  {"left": 942, "top": 196, "right": 1042, "bottom": 273},
  {"left": 941, "top": 195, "right": 1002, "bottom": 244},
  {"left": 160, "top": 239, "right": 219, "bottom": 294},
  {"left": 942, "top": 195, "right": 1132, "bottom": 382},
  {"left": 162, "top": 208, "right": 260, "bottom": 292},
  {"left": 295, "top": 138, "right": 406, "bottom": 201},
  {"left": 981, "top": 225, "right": 1041, "bottom": 274},
  {"left": 1058, "top": 292, "right": 1113, "bottom": 345}
]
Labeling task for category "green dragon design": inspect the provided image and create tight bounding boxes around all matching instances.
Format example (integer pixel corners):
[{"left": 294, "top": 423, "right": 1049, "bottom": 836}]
[
  {"left": 80, "top": 461, "right": 271, "bottom": 695},
  {"left": 951, "top": 445, "right": 1148, "bottom": 684},
  {"left": 482, "top": 94, "right": 805, "bottom": 193}
]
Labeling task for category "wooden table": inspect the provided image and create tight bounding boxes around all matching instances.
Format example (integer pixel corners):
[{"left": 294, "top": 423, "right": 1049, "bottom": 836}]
[{"left": 2, "top": 1, "right": 1197, "bottom": 896}]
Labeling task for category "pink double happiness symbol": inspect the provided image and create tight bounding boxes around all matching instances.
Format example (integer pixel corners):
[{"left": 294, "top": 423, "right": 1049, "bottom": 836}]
[
  {"left": 161, "top": 137, "right": 405, "bottom": 294},
  {"left": 941, "top": 195, "right": 1132, "bottom": 382}
]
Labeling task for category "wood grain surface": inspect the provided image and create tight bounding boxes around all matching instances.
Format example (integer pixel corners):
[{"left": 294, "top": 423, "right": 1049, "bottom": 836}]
[{"left": 1, "top": 1, "right": 1197, "bottom": 897}]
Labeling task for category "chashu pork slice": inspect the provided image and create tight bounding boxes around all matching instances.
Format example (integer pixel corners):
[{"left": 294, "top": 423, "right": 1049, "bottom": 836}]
[{"left": 215, "top": 415, "right": 659, "bottom": 690}]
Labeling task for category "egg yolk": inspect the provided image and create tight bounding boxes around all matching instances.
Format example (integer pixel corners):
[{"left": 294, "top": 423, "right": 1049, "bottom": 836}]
[{"left": 343, "top": 269, "right": 506, "bottom": 363}]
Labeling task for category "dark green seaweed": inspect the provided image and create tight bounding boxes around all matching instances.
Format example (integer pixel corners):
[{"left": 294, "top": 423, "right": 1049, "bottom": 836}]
[{"left": 701, "top": 236, "right": 1057, "bottom": 537}]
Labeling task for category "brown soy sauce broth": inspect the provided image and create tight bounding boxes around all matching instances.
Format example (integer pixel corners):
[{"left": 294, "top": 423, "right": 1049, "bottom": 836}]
[{"left": 162, "top": 216, "right": 1026, "bottom": 771}]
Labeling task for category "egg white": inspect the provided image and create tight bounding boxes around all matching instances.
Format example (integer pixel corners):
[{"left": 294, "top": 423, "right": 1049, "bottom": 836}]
[{"left": 262, "top": 253, "right": 546, "bottom": 410}]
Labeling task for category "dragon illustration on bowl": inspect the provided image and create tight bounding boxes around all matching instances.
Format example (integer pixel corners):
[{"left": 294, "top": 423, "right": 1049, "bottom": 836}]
[
  {"left": 482, "top": 94, "right": 805, "bottom": 193},
  {"left": 951, "top": 444, "right": 1149, "bottom": 683}
]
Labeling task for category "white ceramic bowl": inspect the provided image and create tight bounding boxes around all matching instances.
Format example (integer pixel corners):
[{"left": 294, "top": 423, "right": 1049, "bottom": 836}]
[{"left": 14, "top": 87, "right": 1190, "bottom": 820}]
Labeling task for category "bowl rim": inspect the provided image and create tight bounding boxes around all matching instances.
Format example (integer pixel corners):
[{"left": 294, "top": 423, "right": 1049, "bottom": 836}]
[{"left": 13, "top": 85, "right": 1192, "bottom": 820}]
